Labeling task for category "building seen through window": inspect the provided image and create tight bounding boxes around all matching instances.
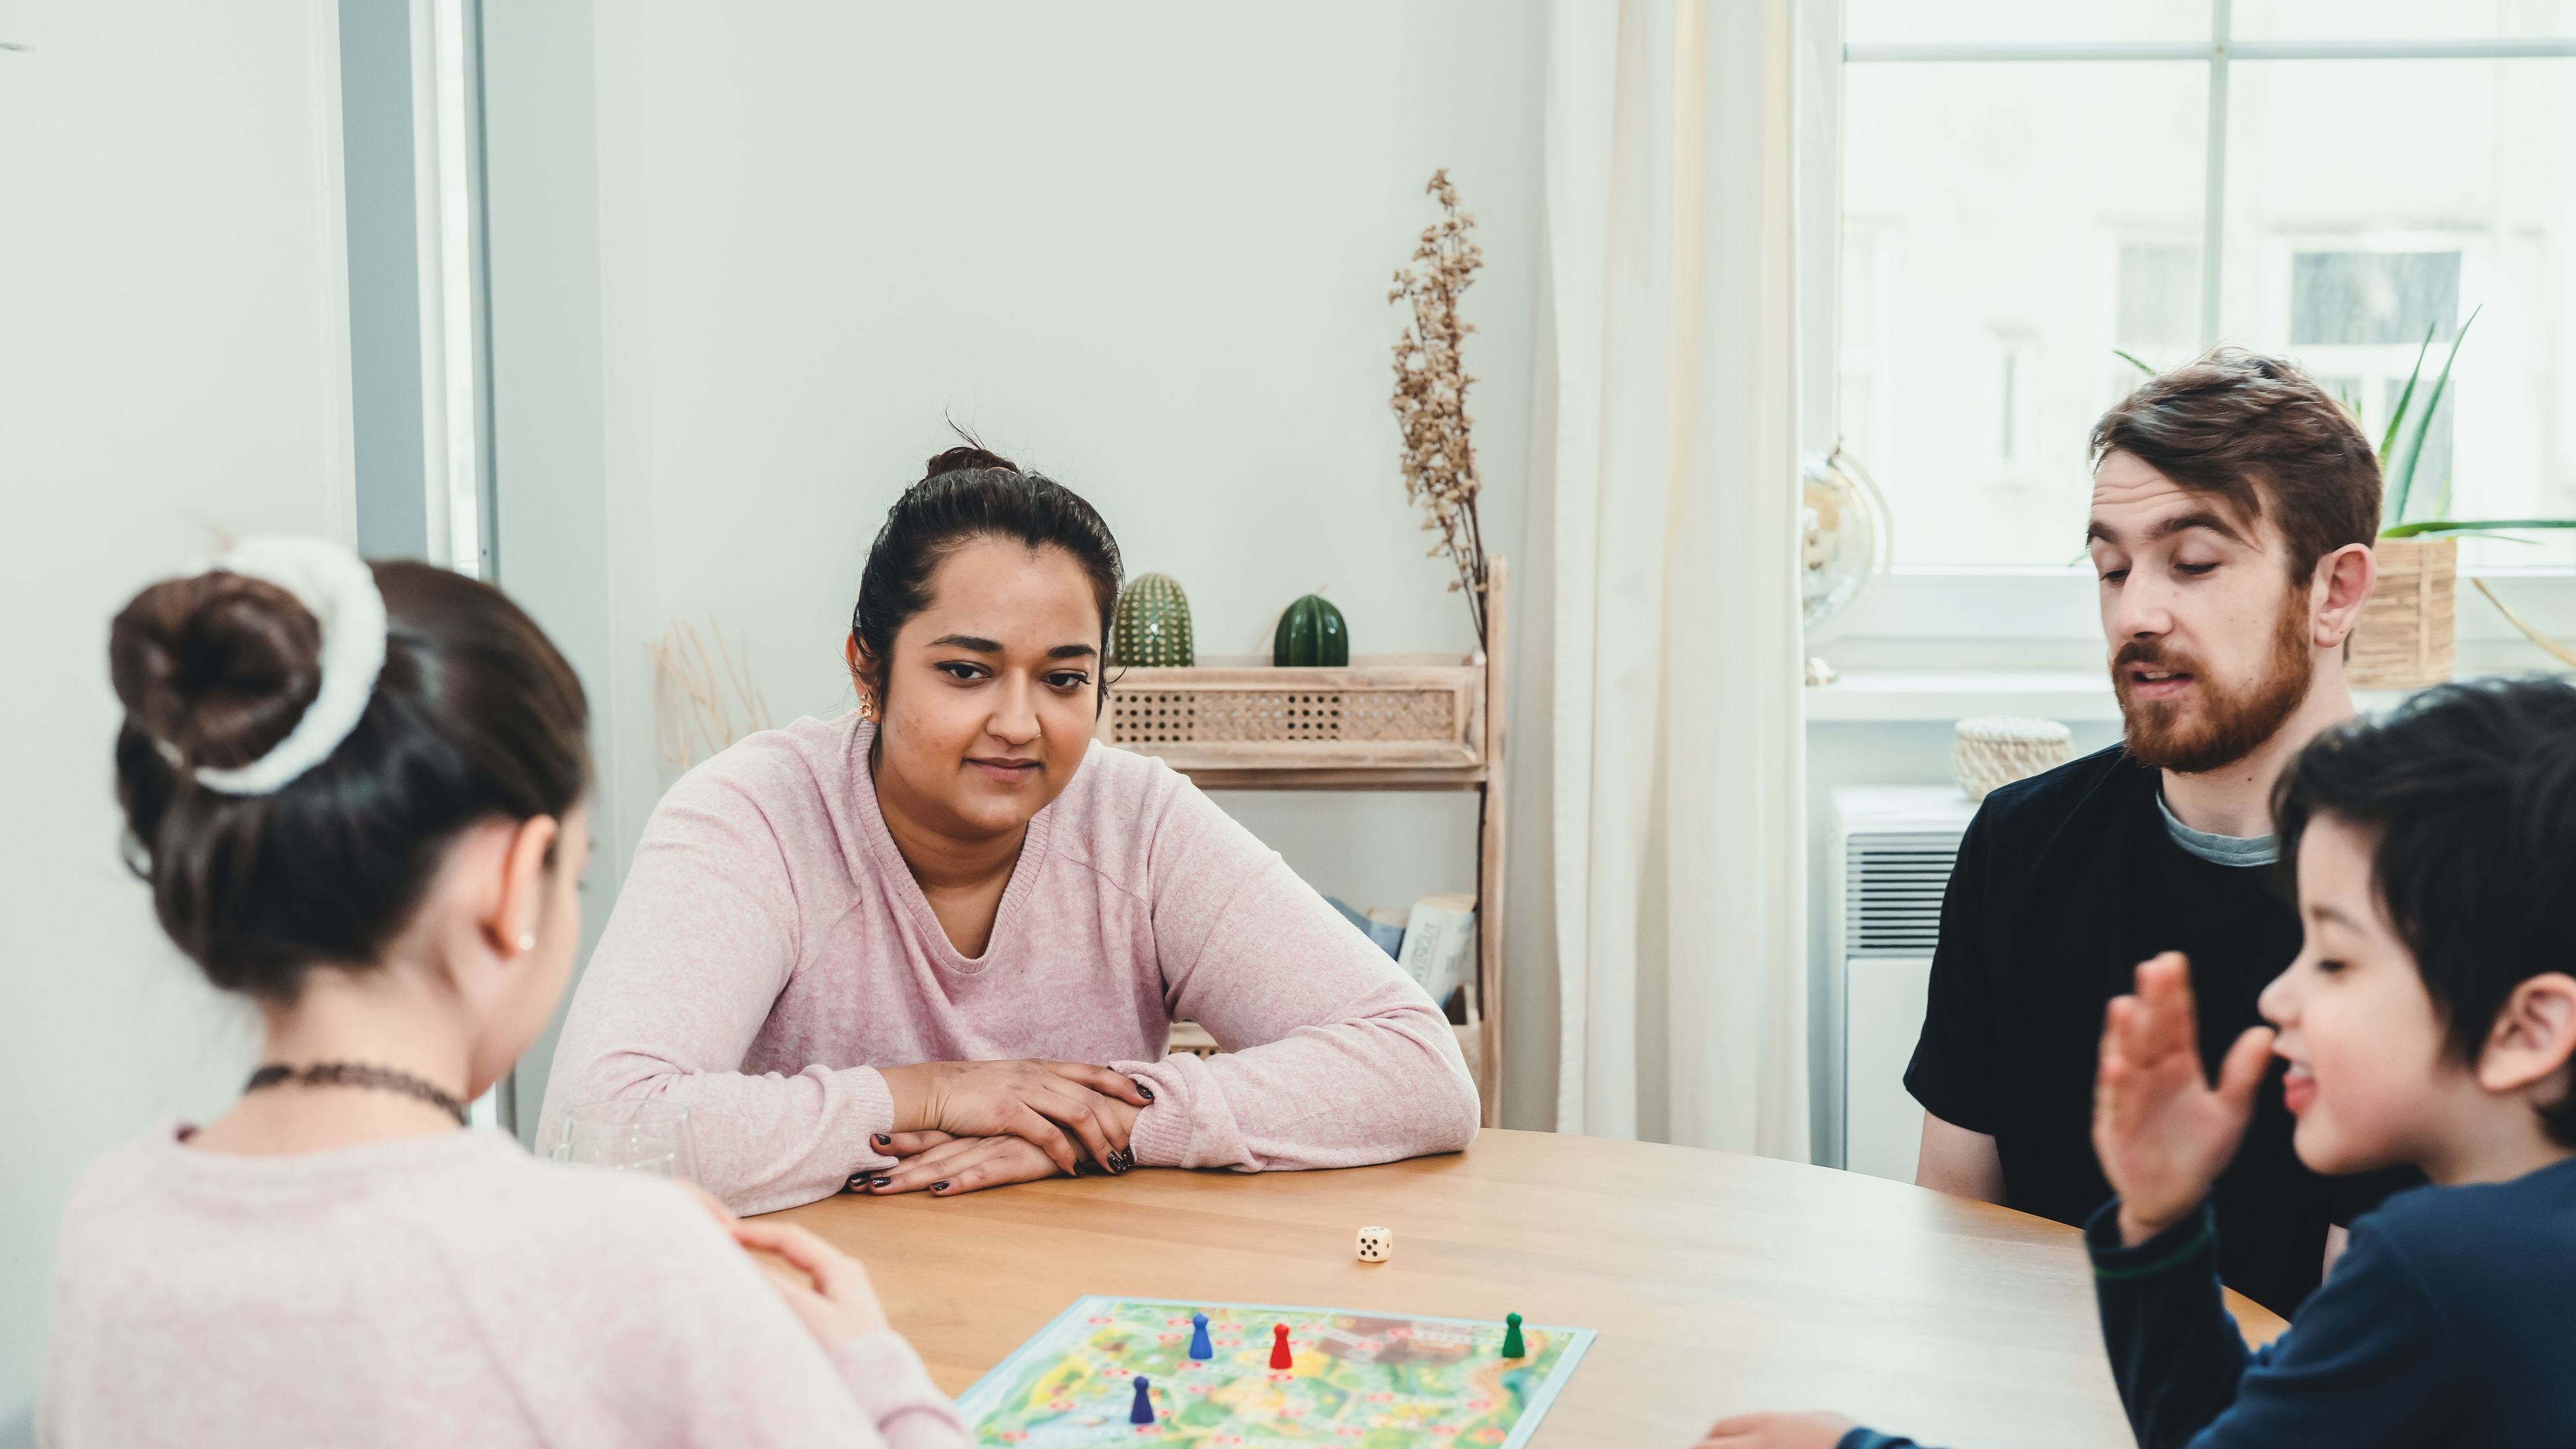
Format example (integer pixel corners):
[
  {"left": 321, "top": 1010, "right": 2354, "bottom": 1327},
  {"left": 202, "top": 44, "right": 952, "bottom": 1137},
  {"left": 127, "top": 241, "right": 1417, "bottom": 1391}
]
[{"left": 1841, "top": 1, "right": 2576, "bottom": 568}]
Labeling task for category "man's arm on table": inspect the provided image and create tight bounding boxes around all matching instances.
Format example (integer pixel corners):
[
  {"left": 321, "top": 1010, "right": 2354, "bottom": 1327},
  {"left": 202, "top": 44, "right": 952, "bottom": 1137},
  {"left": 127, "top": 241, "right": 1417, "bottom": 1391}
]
[{"left": 1917, "top": 1112, "right": 2006, "bottom": 1204}]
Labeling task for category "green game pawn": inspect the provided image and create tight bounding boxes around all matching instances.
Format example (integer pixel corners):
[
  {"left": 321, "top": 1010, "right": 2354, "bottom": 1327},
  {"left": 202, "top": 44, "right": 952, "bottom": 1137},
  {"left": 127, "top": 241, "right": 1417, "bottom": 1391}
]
[{"left": 1500, "top": 1313, "right": 1525, "bottom": 1359}]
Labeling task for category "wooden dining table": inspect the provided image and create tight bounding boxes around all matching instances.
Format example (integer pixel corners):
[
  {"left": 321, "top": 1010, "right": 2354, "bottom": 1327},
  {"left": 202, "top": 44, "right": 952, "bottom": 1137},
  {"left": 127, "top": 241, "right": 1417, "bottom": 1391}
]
[{"left": 769, "top": 1128, "right": 2286, "bottom": 1448}]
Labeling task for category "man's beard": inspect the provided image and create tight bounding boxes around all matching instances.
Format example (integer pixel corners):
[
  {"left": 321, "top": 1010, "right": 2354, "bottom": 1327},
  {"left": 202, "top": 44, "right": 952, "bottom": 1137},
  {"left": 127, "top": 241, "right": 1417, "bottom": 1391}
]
[{"left": 2116, "top": 584, "right": 2315, "bottom": 775}]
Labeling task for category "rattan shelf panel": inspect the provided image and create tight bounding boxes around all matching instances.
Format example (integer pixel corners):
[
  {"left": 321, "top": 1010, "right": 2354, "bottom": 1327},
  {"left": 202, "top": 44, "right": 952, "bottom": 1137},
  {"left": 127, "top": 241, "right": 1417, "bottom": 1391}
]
[{"left": 1100, "top": 660, "right": 1484, "bottom": 770}]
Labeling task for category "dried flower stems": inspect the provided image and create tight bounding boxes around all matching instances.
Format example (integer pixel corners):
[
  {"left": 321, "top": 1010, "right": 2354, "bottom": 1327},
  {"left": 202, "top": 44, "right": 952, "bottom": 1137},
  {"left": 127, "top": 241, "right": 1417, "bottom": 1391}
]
[
  {"left": 1390, "top": 168, "right": 1489, "bottom": 649},
  {"left": 649, "top": 617, "right": 773, "bottom": 775}
]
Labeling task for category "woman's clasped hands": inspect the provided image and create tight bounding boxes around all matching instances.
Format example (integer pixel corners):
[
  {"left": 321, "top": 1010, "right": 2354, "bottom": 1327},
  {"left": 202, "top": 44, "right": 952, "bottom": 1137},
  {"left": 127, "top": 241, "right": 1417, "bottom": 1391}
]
[{"left": 867, "top": 1058, "right": 1155, "bottom": 1197}]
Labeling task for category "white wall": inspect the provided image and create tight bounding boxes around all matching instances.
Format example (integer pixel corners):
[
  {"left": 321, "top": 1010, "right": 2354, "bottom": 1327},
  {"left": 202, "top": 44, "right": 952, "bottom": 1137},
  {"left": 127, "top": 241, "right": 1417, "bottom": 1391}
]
[
  {"left": 0, "top": 1, "right": 355, "bottom": 1433},
  {"left": 483, "top": 1, "right": 1559, "bottom": 1129}
]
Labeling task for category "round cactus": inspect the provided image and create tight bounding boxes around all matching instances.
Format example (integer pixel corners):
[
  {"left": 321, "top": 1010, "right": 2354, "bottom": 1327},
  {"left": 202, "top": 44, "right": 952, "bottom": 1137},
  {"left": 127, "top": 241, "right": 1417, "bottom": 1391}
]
[
  {"left": 1112, "top": 573, "right": 1195, "bottom": 667},
  {"left": 1271, "top": 593, "right": 1349, "bottom": 667}
]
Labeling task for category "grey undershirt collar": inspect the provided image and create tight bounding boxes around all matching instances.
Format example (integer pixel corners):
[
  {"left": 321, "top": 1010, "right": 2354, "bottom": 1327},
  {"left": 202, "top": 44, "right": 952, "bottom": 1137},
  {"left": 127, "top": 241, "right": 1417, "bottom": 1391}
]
[{"left": 2157, "top": 792, "right": 2279, "bottom": 868}]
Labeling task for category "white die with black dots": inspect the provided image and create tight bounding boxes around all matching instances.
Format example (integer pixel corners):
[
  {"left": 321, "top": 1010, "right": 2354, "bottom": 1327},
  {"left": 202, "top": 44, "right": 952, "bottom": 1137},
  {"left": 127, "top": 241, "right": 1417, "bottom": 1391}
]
[{"left": 1355, "top": 1225, "right": 1393, "bottom": 1263}]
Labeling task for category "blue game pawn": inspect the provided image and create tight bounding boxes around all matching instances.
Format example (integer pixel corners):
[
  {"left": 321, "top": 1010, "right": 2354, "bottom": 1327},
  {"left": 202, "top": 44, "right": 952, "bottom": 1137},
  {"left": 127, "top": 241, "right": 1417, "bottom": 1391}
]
[
  {"left": 1129, "top": 1375, "right": 1155, "bottom": 1426},
  {"left": 1187, "top": 1312, "right": 1214, "bottom": 1360}
]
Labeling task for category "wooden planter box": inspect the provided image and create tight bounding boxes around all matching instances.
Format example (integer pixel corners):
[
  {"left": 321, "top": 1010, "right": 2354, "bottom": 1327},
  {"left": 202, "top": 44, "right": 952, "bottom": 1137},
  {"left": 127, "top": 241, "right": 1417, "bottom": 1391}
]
[{"left": 2349, "top": 536, "right": 2457, "bottom": 690}]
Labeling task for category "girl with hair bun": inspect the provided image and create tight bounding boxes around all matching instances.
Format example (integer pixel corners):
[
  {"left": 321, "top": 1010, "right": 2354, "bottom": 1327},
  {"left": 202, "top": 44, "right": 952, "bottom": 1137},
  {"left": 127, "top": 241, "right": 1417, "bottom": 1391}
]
[
  {"left": 543, "top": 445, "right": 1479, "bottom": 1213},
  {"left": 42, "top": 539, "right": 966, "bottom": 1449}
]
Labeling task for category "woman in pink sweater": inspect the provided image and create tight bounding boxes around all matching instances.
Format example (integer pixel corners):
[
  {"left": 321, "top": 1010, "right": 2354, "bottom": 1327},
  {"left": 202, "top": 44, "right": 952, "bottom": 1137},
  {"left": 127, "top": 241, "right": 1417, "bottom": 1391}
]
[
  {"left": 44, "top": 541, "right": 963, "bottom": 1448},
  {"left": 543, "top": 446, "right": 1480, "bottom": 1214}
]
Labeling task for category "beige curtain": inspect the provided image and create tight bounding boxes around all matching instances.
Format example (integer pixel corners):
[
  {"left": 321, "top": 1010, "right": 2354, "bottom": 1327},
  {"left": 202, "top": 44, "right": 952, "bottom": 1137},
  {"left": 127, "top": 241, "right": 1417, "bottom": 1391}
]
[{"left": 1545, "top": 0, "right": 1809, "bottom": 1157}]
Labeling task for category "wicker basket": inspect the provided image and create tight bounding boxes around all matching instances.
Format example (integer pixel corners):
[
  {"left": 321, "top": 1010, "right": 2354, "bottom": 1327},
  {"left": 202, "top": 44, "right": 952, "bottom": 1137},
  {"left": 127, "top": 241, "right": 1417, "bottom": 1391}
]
[
  {"left": 2348, "top": 536, "right": 2457, "bottom": 690},
  {"left": 1952, "top": 715, "right": 2074, "bottom": 802},
  {"left": 1101, "top": 657, "right": 1485, "bottom": 771}
]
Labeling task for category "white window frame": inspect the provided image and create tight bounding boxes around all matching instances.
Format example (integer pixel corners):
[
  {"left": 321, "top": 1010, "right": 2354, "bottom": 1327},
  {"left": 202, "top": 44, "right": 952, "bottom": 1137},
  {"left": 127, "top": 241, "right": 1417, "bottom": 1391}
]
[{"left": 1811, "top": 3, "right": 2576, "bottom": 668}]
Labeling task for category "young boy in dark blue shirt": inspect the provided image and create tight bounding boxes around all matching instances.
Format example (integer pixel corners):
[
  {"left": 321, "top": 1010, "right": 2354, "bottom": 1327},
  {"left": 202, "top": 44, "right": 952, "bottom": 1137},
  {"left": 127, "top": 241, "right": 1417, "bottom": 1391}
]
[{"left": 1696, "top": 678, "right": 2576, "bottom": 1449}]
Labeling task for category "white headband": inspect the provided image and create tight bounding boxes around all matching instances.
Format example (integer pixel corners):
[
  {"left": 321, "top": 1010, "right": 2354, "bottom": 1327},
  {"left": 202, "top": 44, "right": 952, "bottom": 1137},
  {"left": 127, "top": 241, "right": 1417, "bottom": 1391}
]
[{"left": 158, "top": 536, "right": 389, "bottom": 796}]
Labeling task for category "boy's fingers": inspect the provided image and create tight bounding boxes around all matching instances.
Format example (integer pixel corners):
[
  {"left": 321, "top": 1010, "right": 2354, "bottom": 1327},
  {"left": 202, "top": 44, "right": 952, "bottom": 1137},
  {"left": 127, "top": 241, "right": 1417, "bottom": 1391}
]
[
  {"left": 2215, "top": 1026, "right": 2280, "bottom": 1112},
  {"left": 2102, "top": 995, "right": 2135, "bottom": 1062},
  {"left": 2132, "top": 953, "right": 2200, "bottom": 1059}
]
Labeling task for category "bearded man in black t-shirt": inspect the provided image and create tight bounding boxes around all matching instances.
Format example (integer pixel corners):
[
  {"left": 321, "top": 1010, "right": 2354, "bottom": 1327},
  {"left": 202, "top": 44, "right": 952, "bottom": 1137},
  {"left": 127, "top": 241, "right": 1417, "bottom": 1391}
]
[{"left": 1905, "top": 349, "right": 2420, "bottom": 1318}]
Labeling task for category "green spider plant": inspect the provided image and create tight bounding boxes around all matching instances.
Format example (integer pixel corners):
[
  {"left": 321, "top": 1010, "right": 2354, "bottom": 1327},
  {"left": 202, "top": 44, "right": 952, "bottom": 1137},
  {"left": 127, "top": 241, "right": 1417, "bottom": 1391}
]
[
  {"left": 2365, "top": 307, "right": 2574, "bottom": 542},
  {"left": 2122, "top": 315, "right": 2575, "bottom": 544}
]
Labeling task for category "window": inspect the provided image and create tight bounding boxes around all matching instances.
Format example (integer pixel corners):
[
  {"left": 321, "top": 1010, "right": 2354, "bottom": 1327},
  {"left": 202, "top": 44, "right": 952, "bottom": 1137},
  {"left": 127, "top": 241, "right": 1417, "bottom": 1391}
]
[{"left": 1839, "top": 3, "right": 2576, "bottom": 571}]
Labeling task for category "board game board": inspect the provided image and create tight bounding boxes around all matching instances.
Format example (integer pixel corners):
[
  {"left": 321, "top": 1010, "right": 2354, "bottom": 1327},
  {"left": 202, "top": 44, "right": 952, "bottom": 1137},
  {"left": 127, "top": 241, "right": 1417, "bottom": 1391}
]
[{"left": 955, "top": 1297, "right": 1593, "bottom": 1448}]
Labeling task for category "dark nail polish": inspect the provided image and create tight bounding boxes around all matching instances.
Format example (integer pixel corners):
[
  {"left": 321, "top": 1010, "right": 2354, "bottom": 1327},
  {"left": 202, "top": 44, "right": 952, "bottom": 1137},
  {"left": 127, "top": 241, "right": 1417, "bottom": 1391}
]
[
  {"left": 1138, "top": 1084, "right": 1155, "bottom": 1102},
  {"left": 870, "top": 1177, "right": 892, "bottom": 1189},
  {"left": 932, "top": 1180, "right": 951, "bottom": 1192},
  {"left": 874, "top": 1133, "right": 892, "bottom": 1147},
  {"left": 846, "top": 1174, "right": 866, "bottom": 1191}
]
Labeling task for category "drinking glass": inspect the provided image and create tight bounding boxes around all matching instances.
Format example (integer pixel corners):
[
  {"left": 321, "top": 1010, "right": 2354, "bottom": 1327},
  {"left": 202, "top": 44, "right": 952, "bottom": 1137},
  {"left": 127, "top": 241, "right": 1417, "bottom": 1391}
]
[{"left": 551, "top": 1099, "right": 702, "bottom": 1183}]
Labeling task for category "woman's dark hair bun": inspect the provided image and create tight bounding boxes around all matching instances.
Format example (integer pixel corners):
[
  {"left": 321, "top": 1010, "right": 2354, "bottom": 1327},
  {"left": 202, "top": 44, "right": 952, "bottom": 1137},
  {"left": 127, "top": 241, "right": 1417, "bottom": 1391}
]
[
  {"left": 109, "top": 572, "right": 323, "bottom": 772},
  {"left": 921, "top": 443, "right": 1019, "bottom": 480},
  {"left": 851, "top": 439, "right": 1124, "bottom": 719}
]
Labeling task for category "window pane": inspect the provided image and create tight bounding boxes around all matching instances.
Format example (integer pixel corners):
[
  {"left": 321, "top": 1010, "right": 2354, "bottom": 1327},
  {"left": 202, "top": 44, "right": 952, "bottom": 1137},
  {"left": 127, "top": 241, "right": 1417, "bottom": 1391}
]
[
  {"left": 2119, "top": 244, "right": 2201, "bottom": 350},
  {"left": 2290, "top": 252, "right": 2460, "bottom": 345},
  {"left": 2219, "top": 58, "right": 2576, "bottom": 564},
  {"left": 2235, "top": 1, "right": 2576, "bottom": 40},
  {"left": 1842, "top": 62, "right": 2207, "bottom": 566},
  {"left": 1847, "top": 0, "right": 2208, "bottom": 45}
]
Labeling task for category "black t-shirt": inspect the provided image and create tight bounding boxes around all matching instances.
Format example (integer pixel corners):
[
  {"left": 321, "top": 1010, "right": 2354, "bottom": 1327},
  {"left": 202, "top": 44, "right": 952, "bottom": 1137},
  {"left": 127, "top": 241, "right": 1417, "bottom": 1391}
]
[{"left": 1904, "top": 745, "right": 2417, "bottom": 1318}]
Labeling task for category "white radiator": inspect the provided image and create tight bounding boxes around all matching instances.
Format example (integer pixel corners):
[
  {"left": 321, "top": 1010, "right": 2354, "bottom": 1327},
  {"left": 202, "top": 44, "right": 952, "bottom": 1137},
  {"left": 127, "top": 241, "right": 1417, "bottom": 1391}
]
[{"left": 1827, "top": 786, "right": 1977, "bottom": 1181}]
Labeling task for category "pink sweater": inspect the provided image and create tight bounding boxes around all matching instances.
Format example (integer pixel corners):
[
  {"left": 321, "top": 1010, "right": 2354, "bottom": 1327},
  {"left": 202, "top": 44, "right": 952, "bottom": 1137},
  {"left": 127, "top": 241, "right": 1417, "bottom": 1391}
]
[
  {"left": 40, "top": 1125, "right": 965, "bottom": 1449},
  {"left": 541, "top": 714, "right": 1479, "bottom": 1214}
]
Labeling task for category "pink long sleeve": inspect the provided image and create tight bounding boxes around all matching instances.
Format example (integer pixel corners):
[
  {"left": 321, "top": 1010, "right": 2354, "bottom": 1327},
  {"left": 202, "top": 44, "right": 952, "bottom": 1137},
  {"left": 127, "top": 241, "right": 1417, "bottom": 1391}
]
[
  {"left": 40, "top": 1126, "right": 967, "bottom": 1449},
  {"left": 541, "top": 712, "right": 1477, "bottom": 1214}
]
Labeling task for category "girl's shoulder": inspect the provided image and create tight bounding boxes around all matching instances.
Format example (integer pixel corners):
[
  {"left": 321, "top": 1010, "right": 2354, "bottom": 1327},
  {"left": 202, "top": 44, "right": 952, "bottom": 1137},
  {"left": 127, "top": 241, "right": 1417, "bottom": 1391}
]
[{"left": 61, "top": 1125, "right": 727, "bottom": 1270}]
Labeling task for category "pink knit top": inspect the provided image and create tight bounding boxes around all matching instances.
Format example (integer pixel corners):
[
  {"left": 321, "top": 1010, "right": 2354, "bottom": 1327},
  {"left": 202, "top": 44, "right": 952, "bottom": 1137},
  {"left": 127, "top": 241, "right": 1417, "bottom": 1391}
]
[
  {"left": 40, "top": 1125, "right": 965, "bottom": 1448},
  {"left": 541, "top": 714, "right": 1479, "bottom": 1214}
]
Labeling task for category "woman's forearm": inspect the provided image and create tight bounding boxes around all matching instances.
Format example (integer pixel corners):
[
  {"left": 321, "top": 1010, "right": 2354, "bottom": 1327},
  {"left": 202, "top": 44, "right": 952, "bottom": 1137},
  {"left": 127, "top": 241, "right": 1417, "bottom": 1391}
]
[
  {"left": 561, "top": 1049, "right": 900, "bottom": 1214},
  {"left": 1120, "top": 987, "right": 1479, "bottom": 1171}
]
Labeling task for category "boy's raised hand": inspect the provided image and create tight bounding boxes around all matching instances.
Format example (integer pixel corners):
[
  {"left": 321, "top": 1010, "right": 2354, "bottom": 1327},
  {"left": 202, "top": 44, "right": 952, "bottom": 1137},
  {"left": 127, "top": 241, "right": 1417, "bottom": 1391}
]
[{"left": 2093, "top": 951, "right": 2277, "bottom": 1246}]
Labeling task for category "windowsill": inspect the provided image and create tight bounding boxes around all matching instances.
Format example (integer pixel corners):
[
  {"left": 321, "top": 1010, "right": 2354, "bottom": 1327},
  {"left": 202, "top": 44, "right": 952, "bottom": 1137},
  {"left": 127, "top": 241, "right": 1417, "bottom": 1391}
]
[
  {"left": 1805, "top": 669, "right": 2467, "bottom": 724},
  {"left": 1805, "top": 670, "right": 2119, "bottom": 722}
]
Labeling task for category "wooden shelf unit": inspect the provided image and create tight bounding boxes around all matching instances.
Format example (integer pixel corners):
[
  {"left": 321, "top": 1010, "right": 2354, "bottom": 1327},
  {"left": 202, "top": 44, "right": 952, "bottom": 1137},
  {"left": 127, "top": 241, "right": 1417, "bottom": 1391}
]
[{"left": 1104, "top": 557, "right": 1509, "bottom": 1127}]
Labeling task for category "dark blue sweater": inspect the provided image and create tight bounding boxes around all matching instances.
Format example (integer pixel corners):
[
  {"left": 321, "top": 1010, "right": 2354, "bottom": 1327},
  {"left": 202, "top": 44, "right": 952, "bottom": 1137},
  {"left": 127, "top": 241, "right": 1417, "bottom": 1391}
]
[{"left": 1835, "top": 1155, "right": 2576, "bottom": 1449}]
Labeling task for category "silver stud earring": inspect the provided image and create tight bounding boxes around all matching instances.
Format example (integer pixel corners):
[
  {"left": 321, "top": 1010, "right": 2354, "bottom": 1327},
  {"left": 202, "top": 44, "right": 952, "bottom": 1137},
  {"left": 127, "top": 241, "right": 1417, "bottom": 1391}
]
[{"left": 517, "top": 933, "right": 537, "bottom": 953}]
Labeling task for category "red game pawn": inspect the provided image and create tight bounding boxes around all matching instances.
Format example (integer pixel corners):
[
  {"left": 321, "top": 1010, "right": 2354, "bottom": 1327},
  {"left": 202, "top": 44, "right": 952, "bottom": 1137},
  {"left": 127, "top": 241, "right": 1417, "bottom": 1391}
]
[{"left": 1269, "top": 1324, "right": 1293, "bottom": 1370}]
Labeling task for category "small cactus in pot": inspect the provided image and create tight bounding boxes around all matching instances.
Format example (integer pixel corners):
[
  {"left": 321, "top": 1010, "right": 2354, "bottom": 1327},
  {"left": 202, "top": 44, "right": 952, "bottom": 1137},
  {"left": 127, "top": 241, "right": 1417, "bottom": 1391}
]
[
  {"left": 1273, "top": 593, "right": 1349, "bottom": 667},
  {"left": 1112, "top": 573, "right": 1195, "bottom": 667}
]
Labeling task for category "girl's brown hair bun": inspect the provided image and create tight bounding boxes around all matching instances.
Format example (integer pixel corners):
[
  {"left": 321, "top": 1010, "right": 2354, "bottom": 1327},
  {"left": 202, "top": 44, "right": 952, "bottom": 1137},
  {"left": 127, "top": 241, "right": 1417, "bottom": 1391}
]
[
  {"left": 108, "top": 572, "right": 323, "bottom": 772},
  {"left": 109, "top": 559, "right": 590, "bottom": 1000}
]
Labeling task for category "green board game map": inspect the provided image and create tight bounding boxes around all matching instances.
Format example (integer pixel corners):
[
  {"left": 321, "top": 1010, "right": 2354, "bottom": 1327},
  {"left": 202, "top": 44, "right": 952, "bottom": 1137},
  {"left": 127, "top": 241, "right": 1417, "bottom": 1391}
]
[{"left": 954, "top": 1297, "right": 1594, "bottom": 1447}]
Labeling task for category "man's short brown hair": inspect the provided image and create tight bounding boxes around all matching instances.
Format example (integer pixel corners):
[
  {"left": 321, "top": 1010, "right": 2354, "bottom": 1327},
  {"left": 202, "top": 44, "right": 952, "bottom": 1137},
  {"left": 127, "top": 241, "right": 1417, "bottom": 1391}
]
[{"left": 2091, "top": 347, "right": 2382, "bottom": 584}]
